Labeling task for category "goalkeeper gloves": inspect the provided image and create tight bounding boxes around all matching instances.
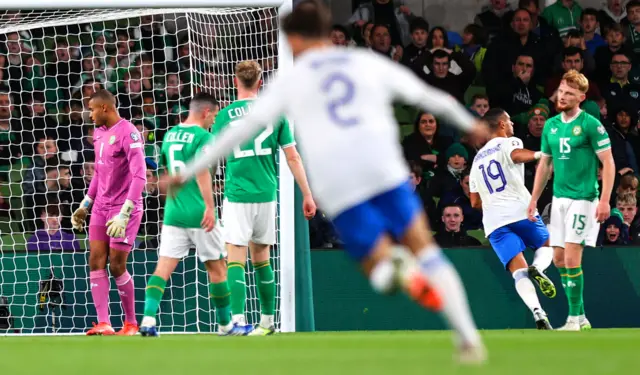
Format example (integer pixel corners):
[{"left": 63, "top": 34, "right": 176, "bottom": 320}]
[
  {"left": 106, "top": 200, "right": 135, "bottom": 238},
  {"left": 71, "top": 196, "right": 93, "bottom": 232}
]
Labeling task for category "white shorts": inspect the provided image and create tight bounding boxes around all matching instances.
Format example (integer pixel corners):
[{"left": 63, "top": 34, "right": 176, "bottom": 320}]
[
  {"left": 549, "top": 197, "right": 600, "bottom": 248},
  {"left": 221, "top": 199, "right": 276, "bottom": 246},
  {"left": 158, "top": 224, "right": 226, "bottom": 263}
]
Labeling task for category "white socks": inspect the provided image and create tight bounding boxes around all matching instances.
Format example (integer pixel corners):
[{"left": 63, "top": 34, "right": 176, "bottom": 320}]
[
  {"left": 140, "top": 316, "right": 156, "bottom": 327},
  {"left": 369, "top": 258, "right": 396, "bottom": 294},
  {"left": 532, "top": 246, "right": 553, "bottom": 271},
  {"left": 419, "top": 246, "right": 481, "bottom": 346},
  {"left": 232, "top": 314, "right": 247, "bottom": 326},
  {"left": 260, "top": 314, "right": 275, "bottom": 328},
  {"left": 513, "top": 268, "right": 542, "bottom": 313}
]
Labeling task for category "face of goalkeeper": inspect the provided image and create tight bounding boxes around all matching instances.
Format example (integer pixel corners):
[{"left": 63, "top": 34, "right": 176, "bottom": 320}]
[{"left": 88, "top": 98, "right": 112, "bottom": 126}]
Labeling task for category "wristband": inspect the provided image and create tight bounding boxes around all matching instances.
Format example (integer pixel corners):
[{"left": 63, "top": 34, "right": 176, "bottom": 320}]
[
  {"left": 120, "top": 200, "right": 135, "bottom": 217},
  {"left": 534, "top": 151, "right": 542, "bottom": 160},
  {"left": 80, "top": 196, "right": 93, "bottom": 209}
]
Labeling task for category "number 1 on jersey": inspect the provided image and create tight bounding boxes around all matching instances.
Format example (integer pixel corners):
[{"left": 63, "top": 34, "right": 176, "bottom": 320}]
[{"left": 479, "top": 160, "right": 507, "bottom": 194}]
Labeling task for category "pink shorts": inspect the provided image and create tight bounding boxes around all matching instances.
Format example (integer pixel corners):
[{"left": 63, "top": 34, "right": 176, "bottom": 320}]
[{"left": 89, "top": 206, "right": 143, "bottom": 251}]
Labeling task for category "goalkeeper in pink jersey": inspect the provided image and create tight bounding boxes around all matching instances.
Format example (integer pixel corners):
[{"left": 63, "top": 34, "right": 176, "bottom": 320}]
[{"left": 71, "top": 90, "right": 147, "bottom": 336}]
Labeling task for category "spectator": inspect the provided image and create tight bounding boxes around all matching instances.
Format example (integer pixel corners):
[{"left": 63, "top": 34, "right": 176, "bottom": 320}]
[
  {"left": 515, "top": 0, "right": 562, "bottom": 45},
  {"left": 26, "top": 204, "right": 80, "bottom": 251},
  {"left": 559, "top": 30, "right": 597, "bottom": 75},
  {"left": 518, "top": 102, "right": 549, "bottom": 151},
  {"left": 370, "top": 24, "right": 403, "bottom": 62},
  {"left": 426, "top": 26, "right": 448, "bottom": 51},
  {"left": 615, "top": 171, "right": 639, "bottom": 198},
  {"left": 581, "top": 8, "right": 607, "bottom": 56},
  {"left": 428, "top": 143, "right": 469, "bottom": 198},
  {"left": 616, "top": 192, "right": 640, "bottom": 243},
  {"left": 358, "top": 22, "right": 375, "bottom": 47},
  {"left": 546, "top": 47, "right": 601, "bottom": 101},
  {"left": 348, "top": 0, "right": 414, "bottom": 47},
  {"left": 118, "top": 69, "right": 144, "bottom": 118},
  {"left": 598, "top": 209, "right": 630, "bottom": 245},
  {"left": 541, "top": 0, "right": 582, "bottom": 38},
  {"left": 492, "top": 54, "right": 541, "bottom": 119},
  {"left": 606, "top": 106, "right": 639, "bottom": 175},
  {"left": 0, "top": 91, "right": 22, "bottom": 165},
  {"left": 474, "top": 0, "right": 512, "bottom": 42},
  {"left": 601, "top": 52, "right": 640, "bottom": 117},
  {"left": 457, "top": 24, "right": 488, "bottom": 86},
  {"left": 598, "top": 0, "right": 629, "bottom": 35},
  {"left": 483, "top": 8, "right": 550, "bottom": 100},
  {"left": 401, "top": 17, "right": 429, "bottom": 75},
  {"left": 434, "top": 204, "right": 482, "bottom": 247},
  {"left": 22, "top": 137, "right": 58, "bottom": 201},
  {"left": 402, "top": 111, "right": 454, "bottom": 178},
  {"left": 408, "top": 161, "right": 437, "bottom": 227},
  {"left": 469, "top": 93, "right": 490, "bottom": 117},
  {"left": 625, "top": 0, "right": 640, "bottom": 61},
  {"left": 330, "top": 24, "right": 351, "bottom": 46},
  {"left": 594, "top": 23, "right": 631, "bottom": 84},
  {"left": 133, "top": 119, "right": 159, "bottom": 163},
  {"left": 437, "top": 169, "right": 483, "bottom": 231},
  {"left": 423, "top": 49, "right": 476, "bottom": 104}
]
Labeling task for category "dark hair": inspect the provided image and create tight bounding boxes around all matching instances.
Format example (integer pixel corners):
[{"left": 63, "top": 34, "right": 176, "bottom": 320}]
[
  {"left": 518, "top": 0, "right": 539, "bottom": 9},
  {"left": 581, "top": 7, "right": 599, "bottom": 20},
  {"left": 607, "top": 23, "right": 624, "bottom": 35},
  {"left": 563, "top": 46, "right": 584, "bottom": 60},
  {"left": 431, "top": 49, "right": 451, "bottom": 63},
  {"left": 331, "top": 24, "right": 350, "bottom": 40},
  {"left": 44, "top": 204, "right": 60, "bottom": 217},
  {"left": 471, "top": 93, "right": 489, "bottom": 103},
  {"left": 370, "top": 23, "right": 390, "bottom": 40},
  {"left": 442, "top": 203, "right": 463, "bottom": 214},
  {"left": 463, "top": 24, "right": 488, "bottom": 46},
  {"left": 413, "top": 111, "right": 439, "bottom": 134},
  {"left": 627, "top": 0, "right": 640, "bottom": 13},
  {"left": 281, "top": 0, "right": 332, "bottom": 38},
  {"left": 461, "top": 168, "right": 471, "bottom": 180},
  {"left": 408, "top": 160, "right": 423, "bottom": 178},
  {"left": 513, "top": 7, "right": 533, "bottom": 20},
  {"left": 483, "top": 107, "right": 508, "bottom": 131},
  {"left": 611, "top": 51, "right": 632, "bottom": 63},
  {"left": 565, "top": 29, "right": 584, "bottom": 39},
  {"left": 426, "top": 26, "right": 449, "bottom": 49},
  {"left": 189, "top": 92, "right": 219, "bottom": 113},
  {"left": 409, "top": 17, "right": 430, "bottom": 34},
  {"left": 89, "top": 89, "right": 116, "bottom": 106}
]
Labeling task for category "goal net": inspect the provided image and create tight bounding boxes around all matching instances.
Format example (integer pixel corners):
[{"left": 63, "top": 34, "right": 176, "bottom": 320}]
[{"left": 0, "top": 4, "right": 291, "bottom": 334}]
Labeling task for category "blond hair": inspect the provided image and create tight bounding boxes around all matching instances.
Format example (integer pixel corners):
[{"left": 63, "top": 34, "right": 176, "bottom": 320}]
[
  {"left": 235, "top": 60, "right": 263, "bottom": 89},
  {"left": 562, "top": 69, "right": 589, "bottom": 93},
  {"left": 617, "top": 192, "right": 637, "bottom": 207}
]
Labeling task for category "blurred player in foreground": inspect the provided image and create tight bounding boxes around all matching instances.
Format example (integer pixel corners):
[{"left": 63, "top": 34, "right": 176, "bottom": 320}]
[
  {"left": 213, "top": 61, "right": 316, "bottom": 336},
  {"left": 140, "top": 93, "right": 250, "bottom": 337},
  {"left": 469, "top": 108, "right": 555, "bottom": 330},
  {"left": 529, "top": 70, "right": 615, "bottom": 331},
  {"left": 71, "top": 90, "right": 146, "bottom": 336},
  {"left": 168, "top": 0, "right": 487, "bottom": 362}
]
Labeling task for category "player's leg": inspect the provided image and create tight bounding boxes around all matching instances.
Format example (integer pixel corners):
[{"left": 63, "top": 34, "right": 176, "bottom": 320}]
[
  {"left": 108, "top": 208, "right": 143, "bottom": 335},
  {"left": 247, "top": 201, "right": 277, "bottom": 336},
  {"left": 515, "top": 217, "right": 556, "bottom": 298},
  {"left": 86, "top": 209, "right": 115, "bottom": 336},
  {"left": 222, "top": 199, "right": 251, "bottom": 326},
  {"left": 140, "top": 226, "right": 189, "bottom": 337}
]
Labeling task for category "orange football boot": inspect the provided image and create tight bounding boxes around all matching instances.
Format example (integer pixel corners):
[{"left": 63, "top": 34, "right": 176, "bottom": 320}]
[
  {"left": 86, "top": 322, "right": 116, "bottom": 336},
  {"left": 405, "top": 272, "right": 443, "bottom": 312},
  {"left": 116, "top": 321, "right": 139, "bottom": 336}
]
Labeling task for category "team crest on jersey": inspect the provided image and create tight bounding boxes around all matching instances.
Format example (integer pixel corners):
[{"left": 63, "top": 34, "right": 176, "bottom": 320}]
[
  {"left": 109, "top": 135, "right": 116, "bottom": 145},
  {"left": 597, "top": 125, "right": 606, "bottom": 135},
  {"left": 130, "top": 132, "right": 140, "bottom": 141},
  {"left": 572, "top": 126, "right": 582, "bottom": 136}
]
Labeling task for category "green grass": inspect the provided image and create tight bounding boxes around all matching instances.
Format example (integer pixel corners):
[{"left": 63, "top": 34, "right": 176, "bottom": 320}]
[{"left": 1, "top": 329, "right": 639, "bottom": 374}]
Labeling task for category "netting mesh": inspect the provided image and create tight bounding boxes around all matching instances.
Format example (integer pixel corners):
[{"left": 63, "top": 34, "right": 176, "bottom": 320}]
[{"left": 0, "top": 7, "right": 281, "bottom": 334}]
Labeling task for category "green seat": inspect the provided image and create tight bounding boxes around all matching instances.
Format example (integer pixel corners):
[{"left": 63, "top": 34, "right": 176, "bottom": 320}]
[{"left": 468, "top": 229, "right": 489, "bottom": 246}]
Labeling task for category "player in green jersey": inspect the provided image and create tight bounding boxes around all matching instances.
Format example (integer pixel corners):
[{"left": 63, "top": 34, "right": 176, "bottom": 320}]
[
  {"left": 213, "top": 61, "right": 316, "bottom": 336},
  {"left": 140, "top": 93, "right": 250, "bottom": 337},
  {"left": 528, "top": 70, "right": 615, "bottom": 331}
]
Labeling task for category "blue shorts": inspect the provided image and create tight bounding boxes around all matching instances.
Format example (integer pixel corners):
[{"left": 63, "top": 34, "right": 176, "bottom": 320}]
[
  {"left": 488, "top": 216, "right": 549, "bottom": 268},
  {"left": 332, "top": 182, "right": 421, "bottom": 261}
]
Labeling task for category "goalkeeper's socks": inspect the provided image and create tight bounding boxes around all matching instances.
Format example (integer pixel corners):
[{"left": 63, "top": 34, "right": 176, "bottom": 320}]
[
  {"left": 513, "top": 268, "right": 542, "bottom": 313},
  {"left": 419, "top": 246, "right": 481, "bottom": 346},
  {"left": 532, "top": 246, "right": 553, "bottom": 271},
  {"left": 115, "top": 271, "right": 137, "bottom": 325},
  {"left": 210, "top": 281, "right": 232, "bottom": 326},
  {"left": 143, "top": 275, "right": 167, "bottom": 319},
  {"left": 254, "top": 260, "right": 276, "bottom": 316},
  {"left": 566, "top": 266, "right": 584, "bottom": 317},
  {"left": 90, "top": 269, "right": 111, "bottom": 325},
  {"left": 228, "top": 262, "right": 247, "bottom": 317}
]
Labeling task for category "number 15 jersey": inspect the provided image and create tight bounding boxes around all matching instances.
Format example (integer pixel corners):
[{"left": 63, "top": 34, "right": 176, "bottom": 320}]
[{"left": 469, "top": 137, "right": 532, "bottom": 236}]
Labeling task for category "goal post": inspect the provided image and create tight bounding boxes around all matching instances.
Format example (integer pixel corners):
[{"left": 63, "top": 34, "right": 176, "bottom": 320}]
[{"left": 0, "top": 0, "right": 315, "bottom": 335}]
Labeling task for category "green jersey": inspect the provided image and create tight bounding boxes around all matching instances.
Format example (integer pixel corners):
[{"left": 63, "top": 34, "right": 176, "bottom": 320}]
[
  {"left": 213, "top": 99, "right": 295, "bottom": 203},
  {"left": 541, "top": 111, "right": 611, "bottom": 201},
  {"left": 159, "top": 124, "right": 215, "bottom": 228}
]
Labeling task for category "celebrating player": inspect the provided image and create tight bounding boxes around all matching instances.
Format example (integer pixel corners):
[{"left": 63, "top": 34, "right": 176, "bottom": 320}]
[
  {"left": 469, "top": 108, "right": 555, "bottom": 330},
  {"left": 213, "top": 60, "right": 316, "bottom": 336},
  {"left": 168, "top": 0, "right": 487, "bottom": 362},
  {"left": 71, "top": 90, "right": 147, "bottom": 336},
  {"left": 140, "top": 93, "right": 250, "bottom": 337},
  {"left": 528, "top": 70, "right": 615, "bottom": 331}
]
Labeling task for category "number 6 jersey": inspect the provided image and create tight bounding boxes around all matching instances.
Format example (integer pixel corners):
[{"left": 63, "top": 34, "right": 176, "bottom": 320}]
[{"left": 469, "top": 137, "right": 532, "bottom": 236}]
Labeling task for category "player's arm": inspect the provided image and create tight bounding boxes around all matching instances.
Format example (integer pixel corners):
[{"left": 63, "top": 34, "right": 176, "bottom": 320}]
[
  {"left": 591, "top": 122, "right": 615, "bottom": 222},
  {"left": 179, "top": 73, "right": 290, "bottom": 182},
  {"left": 510, "top": 149, "right": 542, "bottom": 164},
  {"left": 279, "top": 118, "right": 316, "bottom": 219},
  {"left": 468, "top": 167, "right": 482, "bottom": 209},
  {"left": 528, "top": 128, "right": 553, "bottom": 220},
  {"left": 195, "top": 168, "right": 216, "bottom": 232}
]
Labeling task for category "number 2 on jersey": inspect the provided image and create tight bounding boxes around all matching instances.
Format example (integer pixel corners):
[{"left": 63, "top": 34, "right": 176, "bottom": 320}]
[
  {"left": 479, "top": 160, "right": 507, "bottom": 194},
  {"left": 233, "top": 125, "right": 273, "bottom": 159},
  {"left": 322, "top": 72, "right": 359, "bottom": 126}
]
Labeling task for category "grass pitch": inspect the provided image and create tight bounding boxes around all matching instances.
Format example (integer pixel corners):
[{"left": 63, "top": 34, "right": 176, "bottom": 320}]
[{"left": 1, "top": 329, "right": 638, "bottom": 375}]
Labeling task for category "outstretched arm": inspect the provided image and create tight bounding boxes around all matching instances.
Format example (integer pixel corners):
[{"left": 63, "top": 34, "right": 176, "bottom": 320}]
[{"left": 510, "top": 149, "right": 542, "bottom": 164}]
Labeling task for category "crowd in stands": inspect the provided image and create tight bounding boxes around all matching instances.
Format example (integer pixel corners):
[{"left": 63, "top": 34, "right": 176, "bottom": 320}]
[
  {"left": 312, "top": 0, "right": 640, "bottom": 249},
  {"left": 2, "top": 1, "right": 640, "bottom": 251}
]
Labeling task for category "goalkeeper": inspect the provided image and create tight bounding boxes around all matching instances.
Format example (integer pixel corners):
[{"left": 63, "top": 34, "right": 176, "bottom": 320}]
[
  {"left": 71, "top": 90, "right": 146, "bottom": 336},
  {"left": 214, "top": 61, "right": 316, "bottom": 336},
  {"left": 140, "top": 93, "right": 249, "bottom": 336}
]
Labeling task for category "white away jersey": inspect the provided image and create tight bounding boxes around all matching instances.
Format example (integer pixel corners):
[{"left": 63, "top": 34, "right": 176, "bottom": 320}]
[
  {"left": 183, "top": 47, "right": 476, "bottom": 217},
  {"left": 469, "top": 137, "right": 533, "bottom": 236}
]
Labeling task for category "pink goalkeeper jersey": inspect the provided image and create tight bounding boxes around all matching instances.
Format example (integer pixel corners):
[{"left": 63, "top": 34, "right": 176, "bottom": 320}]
[{"left": 87, "top": 119, "right": 146, "bottom": 210}]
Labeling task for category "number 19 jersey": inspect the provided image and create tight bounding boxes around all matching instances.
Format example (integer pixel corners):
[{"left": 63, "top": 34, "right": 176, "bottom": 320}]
[
  {"left": 213, "top": 99, "right": 295, "bottom": 203},
  {"left": 159, "top": 124, "right": 215, "bottom": 228},
  {"left": 469, "top": 137, "right": 532, "bottom": 236}
]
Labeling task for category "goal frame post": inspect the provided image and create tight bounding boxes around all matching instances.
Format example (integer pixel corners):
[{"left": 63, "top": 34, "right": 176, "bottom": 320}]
[{"left": 0, "top": 0, "right": 285, "bottom": 9}]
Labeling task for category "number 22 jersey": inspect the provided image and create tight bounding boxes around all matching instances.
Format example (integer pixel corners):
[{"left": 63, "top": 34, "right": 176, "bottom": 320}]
[{"left": 469, "top": 137, "right": 532, "bottom": 236}]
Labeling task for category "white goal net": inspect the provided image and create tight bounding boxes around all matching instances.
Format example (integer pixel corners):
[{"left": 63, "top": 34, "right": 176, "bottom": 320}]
[{"left": 0, "top": 5, "right": 288, "bottom": 334}]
